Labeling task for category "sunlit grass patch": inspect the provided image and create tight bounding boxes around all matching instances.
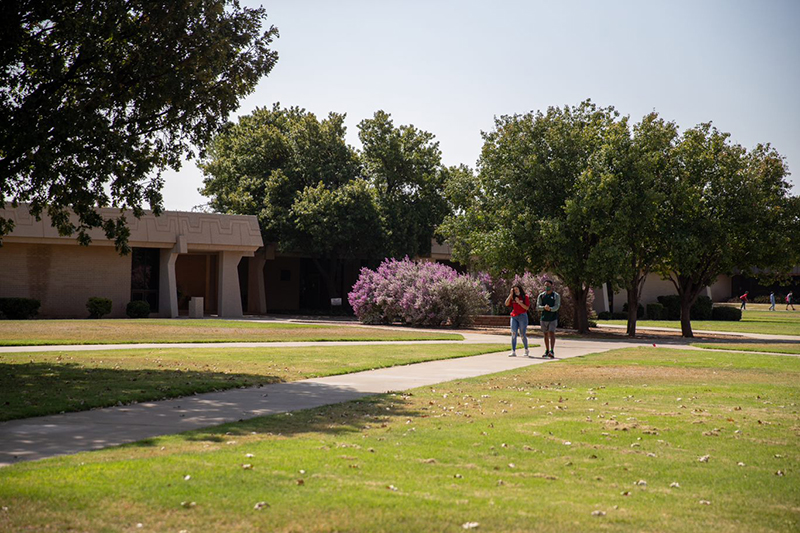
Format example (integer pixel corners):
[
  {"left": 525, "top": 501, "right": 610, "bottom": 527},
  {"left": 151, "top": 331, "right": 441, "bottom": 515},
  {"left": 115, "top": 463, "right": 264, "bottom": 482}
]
[
  {"left": 0, "top": 318, "right": 463, "bottom": 346},
  {"left": 598, "top": 309, "right": 800, "bottom": 336},
  {"left": 693, "top": 343, "right": 800, "bottom": 355}
]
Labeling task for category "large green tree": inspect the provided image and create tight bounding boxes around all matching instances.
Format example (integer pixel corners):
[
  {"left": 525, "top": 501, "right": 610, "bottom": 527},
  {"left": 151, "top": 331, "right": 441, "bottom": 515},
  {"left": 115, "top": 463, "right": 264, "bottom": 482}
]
[
  {"left": 657, "top": 124, "right": 797, "bottom": 337},
  {"left": 0, "top": 0, "right": 278, "bottom": 251},
  {"left": 358, "top": 111, "right": 448, "bottom": 259},
  {"left": 441, "top": 101, "right": 620, "bottom": 333},
  {"left": 200, "top": 105, "right": 383, "bottom": 300},
  {"left": 583, "top": 113, "right": 678, "bottom": 336}
]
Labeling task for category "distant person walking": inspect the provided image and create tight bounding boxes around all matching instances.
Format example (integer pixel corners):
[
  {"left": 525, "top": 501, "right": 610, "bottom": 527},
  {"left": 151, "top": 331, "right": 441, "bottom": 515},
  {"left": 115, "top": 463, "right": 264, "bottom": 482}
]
[
  {"left": 769, "top": 291, "right": 776, "bottom": 311},
  {"left": 739, "top": 291, "right": 748, "bottom": 310},
  {"left": 505, "top": 284, "right": 530, "bottom": 357},
  {"left": 536, "top": 280, "right": 561, "bottom": 359},
  {"left": 787, "top": 291, "right": 796, "bottom": 311}
]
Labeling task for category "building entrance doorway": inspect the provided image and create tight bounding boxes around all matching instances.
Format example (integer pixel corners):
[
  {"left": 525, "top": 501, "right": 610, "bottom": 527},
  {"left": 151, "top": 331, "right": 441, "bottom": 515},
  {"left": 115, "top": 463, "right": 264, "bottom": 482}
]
[{"left": 175, "top": 253, "right": 219, "bottom": 315}]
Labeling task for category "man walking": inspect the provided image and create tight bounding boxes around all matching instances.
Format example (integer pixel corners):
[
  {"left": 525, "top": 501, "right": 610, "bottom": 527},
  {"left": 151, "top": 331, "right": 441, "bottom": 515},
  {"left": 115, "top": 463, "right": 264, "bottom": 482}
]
[
  {"left": 787, "top": 291, "right": 796, "bottom": 311},
  {"left": 536, "top": 279, "right": 561, "bottom": 359},
  {"left": 739, "top": 291, "right": 748, "bottom": 310},
  {"left": 769, "top": 291, "right": 776, "bottom": 311}
]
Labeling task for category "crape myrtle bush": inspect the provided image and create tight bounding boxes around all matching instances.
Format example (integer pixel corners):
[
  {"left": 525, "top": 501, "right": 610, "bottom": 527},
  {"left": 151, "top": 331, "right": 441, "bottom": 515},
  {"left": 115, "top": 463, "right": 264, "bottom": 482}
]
[
  {"left": 477, "top": 272, "right": 594, "bottom": 330},
  {"left": 0, "top": 297, "right": 41, "bottom": 319},
  {"left": 348, "top": 258, "right": 489, "bottom": 327}
]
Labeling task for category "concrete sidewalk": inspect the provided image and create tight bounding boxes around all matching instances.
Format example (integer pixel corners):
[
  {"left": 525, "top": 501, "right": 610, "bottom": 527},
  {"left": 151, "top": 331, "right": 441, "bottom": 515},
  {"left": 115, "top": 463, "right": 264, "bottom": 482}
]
[{"left": 0, "top": 337, "right": 644, "bottom": 466}]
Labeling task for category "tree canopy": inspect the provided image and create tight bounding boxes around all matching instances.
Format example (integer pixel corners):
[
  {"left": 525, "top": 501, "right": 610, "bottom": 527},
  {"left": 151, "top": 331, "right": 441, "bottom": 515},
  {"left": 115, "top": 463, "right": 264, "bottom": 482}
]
[
  {"left": 440, "top": 100, "right": 799, "bottom": 336},
  {"left": 0, "top": 0, "right": 279, "bottom": 252},
  {"left": 359, "top": 110, "right": 447, "bottom": 259}
]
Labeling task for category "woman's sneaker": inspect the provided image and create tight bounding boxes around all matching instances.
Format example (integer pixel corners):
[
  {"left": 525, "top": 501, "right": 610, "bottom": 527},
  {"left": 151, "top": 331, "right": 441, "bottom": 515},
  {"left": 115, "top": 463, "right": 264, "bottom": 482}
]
[
  {"left": 524, "top": 349, "right": 530, "bottom": 357},
  {"left": 509, "top": 351, "right": 517, "bottom": 357}
]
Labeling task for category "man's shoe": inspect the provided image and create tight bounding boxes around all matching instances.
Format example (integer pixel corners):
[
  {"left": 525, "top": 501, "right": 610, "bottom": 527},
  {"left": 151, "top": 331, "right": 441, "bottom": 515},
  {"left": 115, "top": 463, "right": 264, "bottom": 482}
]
[
  {"left": 549, "top": 351, "right": 556, "bottom": 359},
  {"left": 543, "top": 351, "right": 550, "bottom": 358}
]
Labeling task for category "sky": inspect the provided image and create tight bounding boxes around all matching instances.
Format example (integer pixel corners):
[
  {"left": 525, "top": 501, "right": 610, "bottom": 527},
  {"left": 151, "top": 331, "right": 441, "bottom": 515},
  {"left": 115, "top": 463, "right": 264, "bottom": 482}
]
[{"left": 161, "top": 0, "right": 800, "bottom": 211}]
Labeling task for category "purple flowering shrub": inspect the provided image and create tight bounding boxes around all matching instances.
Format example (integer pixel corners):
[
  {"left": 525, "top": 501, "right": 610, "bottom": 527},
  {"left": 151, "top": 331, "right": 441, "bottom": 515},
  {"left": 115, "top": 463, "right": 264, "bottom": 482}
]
[
  {"left": 348, "top": 257, "right": 489, "bottom": 327},
  {"left": 479, "top": 271, "right": 594, "bottom": 329}
]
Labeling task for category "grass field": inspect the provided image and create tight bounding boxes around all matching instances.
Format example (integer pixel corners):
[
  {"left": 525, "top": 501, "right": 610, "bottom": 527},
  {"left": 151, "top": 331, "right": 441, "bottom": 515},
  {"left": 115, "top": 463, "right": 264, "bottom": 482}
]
[
  {"left": 0, "top": 343, "right": 507, "bottom": 421},
  {"left": 0, "top": 319, "right": 463, "bottom": 346},
  {"left": 598, "top": 309, "right": 800, "bottom": 336},
  {"left": 693, "top": 343, "right": 800, "bottom": 355},
  {"left": 1, "top": 347, "right": 797, "bottom": 532}
]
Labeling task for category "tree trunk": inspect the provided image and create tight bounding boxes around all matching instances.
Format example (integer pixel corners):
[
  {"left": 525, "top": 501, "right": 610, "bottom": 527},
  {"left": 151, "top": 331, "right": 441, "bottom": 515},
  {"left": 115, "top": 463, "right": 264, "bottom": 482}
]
[
  {"left": 679, "top": 295, "right": 694, "bottom": 337},
  {"left": 572, "top": 285, "right": 590, "bottom": 334},
  {"left": 626, "top": 290, "right": 639, "bottom": 337}
]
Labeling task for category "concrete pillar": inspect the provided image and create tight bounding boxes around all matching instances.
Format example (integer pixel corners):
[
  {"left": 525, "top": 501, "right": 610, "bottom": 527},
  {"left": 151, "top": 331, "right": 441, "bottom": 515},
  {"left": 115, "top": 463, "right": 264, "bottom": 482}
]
[
  {"left": 217, "top": 250, "right": 246, "bottom": 317},
  {"left": 159, "top": 235, "right": 187, "bottom": 318},
  {"left": 248, "top": 248, "right": 267, "bottom": 315},
  {"left": 596, "top": 283, "right": 610, "bottom": 313}
]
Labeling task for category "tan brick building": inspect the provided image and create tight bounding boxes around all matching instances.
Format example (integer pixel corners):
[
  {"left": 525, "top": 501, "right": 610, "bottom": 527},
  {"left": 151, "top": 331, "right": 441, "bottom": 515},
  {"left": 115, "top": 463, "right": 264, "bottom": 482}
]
[{"left": 0, "top": 205, "right": 264, "bottom": 318}]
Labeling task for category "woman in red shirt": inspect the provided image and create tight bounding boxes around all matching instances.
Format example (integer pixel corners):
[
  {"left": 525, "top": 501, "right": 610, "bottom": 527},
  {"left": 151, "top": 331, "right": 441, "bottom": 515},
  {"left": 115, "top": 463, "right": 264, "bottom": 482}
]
[{"left": 504, "top": 284, "right": 530, "bottom": 357}]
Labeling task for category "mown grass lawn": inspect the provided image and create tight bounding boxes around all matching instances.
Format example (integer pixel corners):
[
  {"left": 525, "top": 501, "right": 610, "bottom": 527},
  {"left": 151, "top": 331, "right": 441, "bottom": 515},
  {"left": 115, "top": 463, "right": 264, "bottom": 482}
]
[
  {"left": 598, "top": 309, "right": 800, "bottom": 336},
  {"left": 0, "top": 344, "right": 507, "bottom": 421},
  {"left": 1, "top": 348, "right": 797, "bottom": 532},
  {"left": 0, "top": 318, "right": 463, "bottom": 346},
  {"left": 693, "top": 343, "right": 800, "bottom": 355}
]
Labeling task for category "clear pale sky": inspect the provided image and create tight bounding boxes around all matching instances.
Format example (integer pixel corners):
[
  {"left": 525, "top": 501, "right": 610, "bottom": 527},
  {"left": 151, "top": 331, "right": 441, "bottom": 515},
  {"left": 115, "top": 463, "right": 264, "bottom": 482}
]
[{"left": 161, "top": 0, "right": 800, "bottom": 211}]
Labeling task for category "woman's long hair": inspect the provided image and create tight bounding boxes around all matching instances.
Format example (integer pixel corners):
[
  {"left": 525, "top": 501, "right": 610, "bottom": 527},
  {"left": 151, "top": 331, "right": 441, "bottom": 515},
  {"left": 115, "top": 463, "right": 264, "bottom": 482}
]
[{"left": 512, "top": 284, "right": 527, "bottom": 301}]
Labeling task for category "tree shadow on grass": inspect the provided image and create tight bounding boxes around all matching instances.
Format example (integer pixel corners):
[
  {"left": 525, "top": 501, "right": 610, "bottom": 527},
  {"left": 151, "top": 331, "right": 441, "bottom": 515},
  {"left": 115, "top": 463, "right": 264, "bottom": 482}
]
[
  {"left": 178, "top": 390, "right": 423, "bottom": 443},
  {"left": 0, "top": 362, "right": 281, "bottom": 422}
]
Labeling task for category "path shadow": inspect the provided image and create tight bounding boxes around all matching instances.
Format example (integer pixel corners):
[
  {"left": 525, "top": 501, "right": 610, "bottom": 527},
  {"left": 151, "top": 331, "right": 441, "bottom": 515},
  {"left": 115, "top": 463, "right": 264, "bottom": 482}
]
[{"left": 0, "top": 362, "right": 281, "bottom": 422}]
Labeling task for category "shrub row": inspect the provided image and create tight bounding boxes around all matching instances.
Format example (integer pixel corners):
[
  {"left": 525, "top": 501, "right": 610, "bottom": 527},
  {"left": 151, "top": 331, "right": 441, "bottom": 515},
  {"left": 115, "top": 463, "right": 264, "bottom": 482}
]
[
  {"left": 0, "top": 298, "right": 41, "bottom": 319},
  {"left": 598, "top": 295, "right": 740, "bottom": 322},
  {"left": 0, "top": 297, "right": 152, "bottom": 319}
]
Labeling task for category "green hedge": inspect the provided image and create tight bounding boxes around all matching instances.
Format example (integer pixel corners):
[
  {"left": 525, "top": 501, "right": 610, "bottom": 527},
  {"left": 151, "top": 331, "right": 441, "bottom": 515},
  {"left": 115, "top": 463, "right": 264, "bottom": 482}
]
[
  {"left": 86, "top": 297, "right": 113, "bottom": 319},
  {"left": 126, "top": 300, "right": 151, "bottom": 318},
  {"left": 622, "top": 302, "right": 644, "bottom": 318},
  {"left": 646, "top": 302, "right": 666, "bottom": 320},
  {"left": 711, "top": 306, "right": 742, "bottom": 321},
  {"left": 0, "top": 297, "right": 41, "bottom": 320}
]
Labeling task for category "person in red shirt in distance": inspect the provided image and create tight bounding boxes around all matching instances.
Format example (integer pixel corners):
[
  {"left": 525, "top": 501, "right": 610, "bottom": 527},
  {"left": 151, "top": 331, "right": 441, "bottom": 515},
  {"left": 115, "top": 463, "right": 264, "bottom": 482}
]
[{"left": 504, "top": 284, "right": 531, "bottom": 357}]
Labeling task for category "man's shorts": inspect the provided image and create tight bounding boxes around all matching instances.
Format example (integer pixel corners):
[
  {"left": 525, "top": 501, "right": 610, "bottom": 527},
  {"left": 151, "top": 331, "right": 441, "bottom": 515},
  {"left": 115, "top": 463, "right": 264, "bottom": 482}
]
[{"left": 540, "top": 319, "right": 558, "bottom": 332}]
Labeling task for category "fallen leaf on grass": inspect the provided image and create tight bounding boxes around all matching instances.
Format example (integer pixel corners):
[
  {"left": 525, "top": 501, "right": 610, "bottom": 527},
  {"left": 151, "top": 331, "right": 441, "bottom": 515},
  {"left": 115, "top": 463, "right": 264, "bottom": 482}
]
[
  {"left": 698, "top": 455, "right": 710, "bottom": 463},
  {"left": 180, "top": 501, "right": 196, "bottom": 509},
  {"left": 387, "top": 485, "right": 399, "bottom": 491},
  {"left": 670, "top": 482, "right": 680, "bottom": 488},
  {"left": 775, "top": 470, "right": 785, "bottom": 477},
  {"left": 254, "top": 502, "right": 270, "bottom": 510},
  {"left": 699, "top": 500, "right": 711, "bottom": 505},
  {"left": 296, "top": 479, "right": 304, "bottom": 486},
  {"left": 183, "top": 475, "right": 191, "bottom": 481},
  {"left": 591, "top": 510, "right": 606, "bottom": 517},
  {"left": 242, "top": 464, "right": 253, "bottom": 470},
  {"left": 737, "top": 462, "right": 745, "bottom": 467},
  {"left": 462, "top": 522, "right": 480, "bottom": 529},
  {"left": 635, "top": 480, "right": 647, "bottom": 486}
]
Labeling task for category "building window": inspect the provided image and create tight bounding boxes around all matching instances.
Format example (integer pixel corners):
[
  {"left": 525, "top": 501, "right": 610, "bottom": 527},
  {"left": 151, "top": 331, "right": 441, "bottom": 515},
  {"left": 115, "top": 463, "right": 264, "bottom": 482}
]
[{"left": 131, "top": 248, "right": 160, "bottom": 312}]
